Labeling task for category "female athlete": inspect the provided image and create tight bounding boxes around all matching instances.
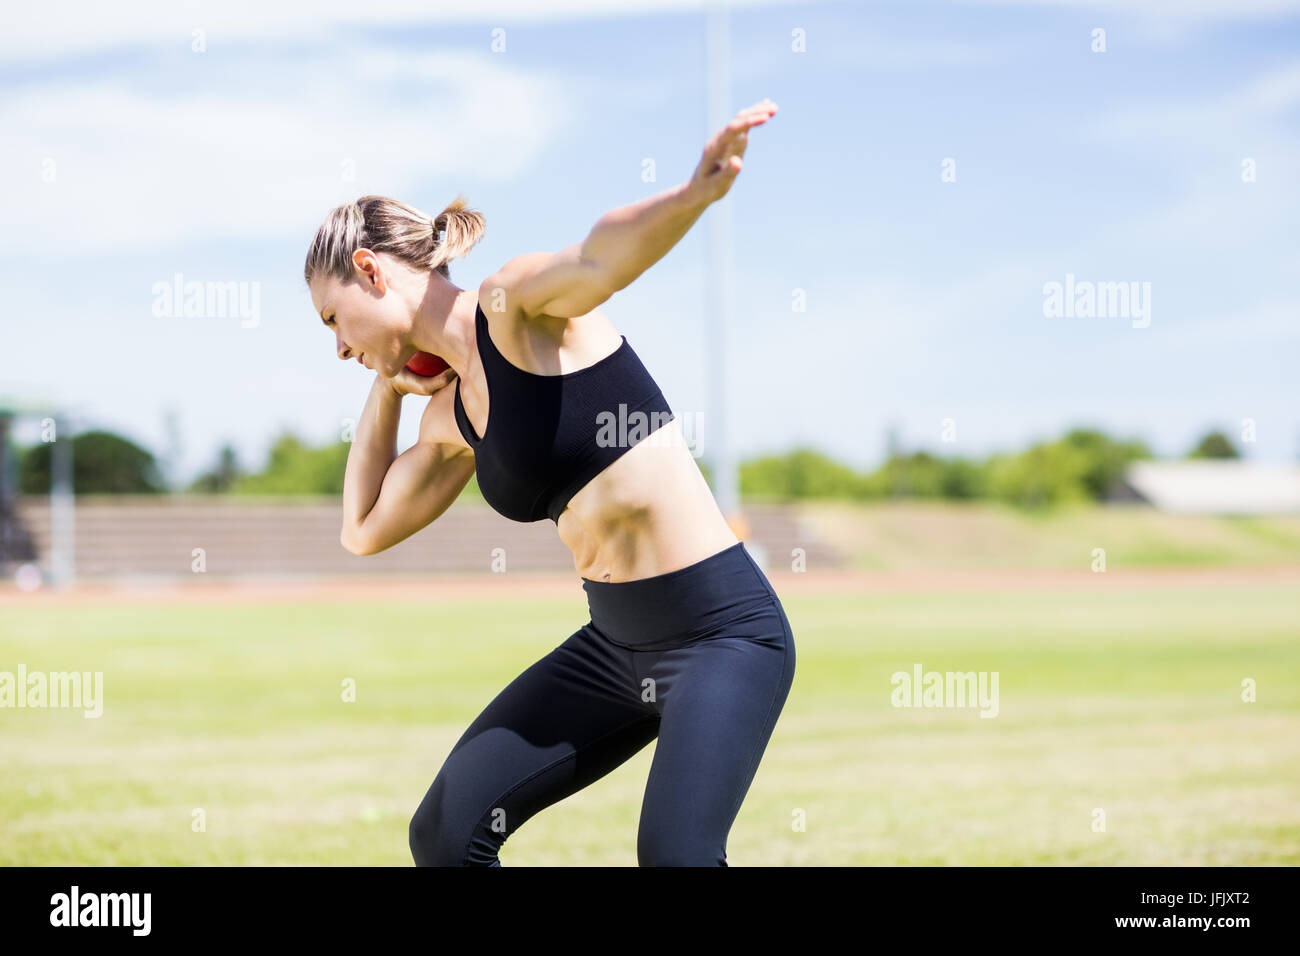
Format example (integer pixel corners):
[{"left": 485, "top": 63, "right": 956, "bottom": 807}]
[{"left": 304, "top": 98, "right": 794, "bottom": 866}]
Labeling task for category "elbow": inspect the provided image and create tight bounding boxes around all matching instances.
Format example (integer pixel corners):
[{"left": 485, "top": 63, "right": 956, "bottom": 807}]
[{"left": 340, "top": 525, "right": 373, "bottom": 557}]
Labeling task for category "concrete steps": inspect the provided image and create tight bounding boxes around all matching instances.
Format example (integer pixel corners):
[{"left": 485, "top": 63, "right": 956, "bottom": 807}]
[{"left": 14, "top": 496, "right": 846, "bottom": 580}]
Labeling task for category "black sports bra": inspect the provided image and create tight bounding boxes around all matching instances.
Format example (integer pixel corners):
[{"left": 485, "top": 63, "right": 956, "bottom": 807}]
[{"left": 453, "top": 302, "right": 676, "bottom": 523}]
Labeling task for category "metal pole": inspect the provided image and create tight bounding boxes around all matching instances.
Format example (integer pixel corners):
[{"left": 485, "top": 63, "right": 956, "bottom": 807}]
[
  {"left": 705, "top": 2, "right": 742, "bottom": 537},
  {"left": 50, "top": 409, "right": 75, "bottom": 589},
  {"left": 0, "top": 411, "right": 13, "bottom": 571}
]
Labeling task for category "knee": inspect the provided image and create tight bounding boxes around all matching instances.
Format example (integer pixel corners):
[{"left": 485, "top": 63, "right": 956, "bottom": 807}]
[
  {"left": 409, "top": 790, "right": 502, "bottom": 867},
  {"left": 409, "top": 803, "right": 448, "bottom": 866},
  {"left": 409, "top": 799, "right": 458, "bottom": 866},
  {"left": 637, "top": 829, "right": 726, "bottom": 867}
]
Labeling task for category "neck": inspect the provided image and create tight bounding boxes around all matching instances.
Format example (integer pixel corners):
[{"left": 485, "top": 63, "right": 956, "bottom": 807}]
[{"left": 410, "top": 274, "right": 474, "bottom": 370}]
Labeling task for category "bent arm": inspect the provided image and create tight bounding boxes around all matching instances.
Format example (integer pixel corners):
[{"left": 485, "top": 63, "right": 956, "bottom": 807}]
[{"left": 340, "top": 377, "right": 476, "bottom": 556}]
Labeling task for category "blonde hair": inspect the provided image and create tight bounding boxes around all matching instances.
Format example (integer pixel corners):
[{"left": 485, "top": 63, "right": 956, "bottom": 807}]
[{"left": 303, "top": 194, "right": 486, "bottom": 286}]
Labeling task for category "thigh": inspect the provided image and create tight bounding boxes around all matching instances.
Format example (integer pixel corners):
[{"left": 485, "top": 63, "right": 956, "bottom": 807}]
[
  {"left": 636, "top": 600, "right": 796, "bottom": 866},
  {"left": 411, "top": 623, "right": 659, "bottom": 865}
]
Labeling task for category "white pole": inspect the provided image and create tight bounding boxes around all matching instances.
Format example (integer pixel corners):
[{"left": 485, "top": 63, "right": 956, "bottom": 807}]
[
  {"left": 50, "top": 409, "right": 75, "bottom": 589},
  {"left": 705, "top": 2, "right": 742, "bottom": 536}
]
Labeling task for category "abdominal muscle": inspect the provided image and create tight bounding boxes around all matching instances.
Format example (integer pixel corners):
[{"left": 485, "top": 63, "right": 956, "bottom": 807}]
[{"left": 555, "top": 417, "right": 740, "bottom": 583}]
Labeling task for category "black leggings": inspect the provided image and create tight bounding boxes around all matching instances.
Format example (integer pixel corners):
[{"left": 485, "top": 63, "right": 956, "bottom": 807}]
[{"left": 409, "top": 541, "right": 796, "bottom": 866}]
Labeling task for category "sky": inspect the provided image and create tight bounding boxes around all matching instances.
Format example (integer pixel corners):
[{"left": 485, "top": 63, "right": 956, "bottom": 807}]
[{"left": 2, "top": 0, "right": 1298, "bottom": 487}]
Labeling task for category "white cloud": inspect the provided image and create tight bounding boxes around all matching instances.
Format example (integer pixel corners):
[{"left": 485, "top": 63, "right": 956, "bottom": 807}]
[
  {"left": 1157, "top": 299, "right": 1300, "bottom": 346},
  {"left": 1076, "top": 62, "right": 1300, "bottom": 253},
  {"left": 957, "top": 0, "right": 1300, "bottom": 16},
  {"left": 3, "top": 44, "right": 579, "bottom": 252},
  {"left": 1240, "top": 62, "right": 1300, "bottom": 113},
  {"left": 1086, "top": 61, "right": 1300, "bottom": 143},
  {"left": 1, "top": 0, "right": 826, "bottom": 64},
  {"left": 818, "top": 35, "right": 1009, "bottom": 72}
]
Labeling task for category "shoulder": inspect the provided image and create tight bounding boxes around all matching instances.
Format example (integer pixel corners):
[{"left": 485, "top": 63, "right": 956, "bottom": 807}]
[
  {"left": 479, "top": 246, "right": 605, "bottom": 324},
  {"left": 477, "top": 266, "right": 605, "bottom": 333},
  {"left": 478, "top": 267, "right": 598, "bottom": 343},
  {"left": 485, "top": 252, "right": 556, "bottom": 288},
  {"left": 476, "top": 272, "right": 522, "bottom": 322},
  {"left": 477, "top": 260, "right": 548, "bottom": 322},
  {"left": 474, "top": 273, "right": 529, "bottom": 348}
]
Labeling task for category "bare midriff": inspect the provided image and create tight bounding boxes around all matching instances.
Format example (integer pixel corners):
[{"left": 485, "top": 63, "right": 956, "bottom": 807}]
[{"left": 554, "top": 417, "right": 739, "bottom": 583}]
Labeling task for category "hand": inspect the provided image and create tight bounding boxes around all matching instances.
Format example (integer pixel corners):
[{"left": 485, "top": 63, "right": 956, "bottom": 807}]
[
  {"left": 688, "top": 98, "right": 778, "bottom": 204},
  {"left": 382, "top": 365, "right": 458, "bottom": 398}
]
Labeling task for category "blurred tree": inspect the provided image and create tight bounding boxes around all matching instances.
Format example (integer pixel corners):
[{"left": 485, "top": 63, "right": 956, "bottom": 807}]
[
  {"left": 740, "top": 447, "right": 866, "bottom": 500},
  {"left": 19, "top": 430, "right": 165, "bottom": 494},
  {"left": 986, "top": 440, "right": 1093, "bottom": 508},
  {"left": 1188, "top": 430, "right": 1239, "bottom": 459},
  {"left": 864, "top": 452, "right": 946, "bottom": 498},
  {"left": 1061, "top": 427, "right": 1152, "bottom": 498},
  {"left": 938, "top": 457, "right": 989, "bottom": 499},
  {"left": 188, "top": 443, "right": 244, "bottom": 493},
  {"left": 233, "top": 431, "right": 349, "bottom": 495}
]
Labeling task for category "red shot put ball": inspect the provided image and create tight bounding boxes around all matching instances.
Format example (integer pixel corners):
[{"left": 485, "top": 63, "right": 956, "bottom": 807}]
[{"left": 406, "top": 351, "right": 450, "bottom": 376}]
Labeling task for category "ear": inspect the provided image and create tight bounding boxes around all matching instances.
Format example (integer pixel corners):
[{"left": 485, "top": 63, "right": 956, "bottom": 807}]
[{"left": 351, "top": 248, "right": 386, "bottom": 291}]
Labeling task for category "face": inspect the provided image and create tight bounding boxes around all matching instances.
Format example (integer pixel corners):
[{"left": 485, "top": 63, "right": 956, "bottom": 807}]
[{"left": 309, "top": 250, "right": 413, "bottom": 378}]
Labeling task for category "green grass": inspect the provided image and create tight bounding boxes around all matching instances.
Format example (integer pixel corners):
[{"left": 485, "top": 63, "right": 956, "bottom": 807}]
[
  {"left": 800, "top": 500, "right": 1300, "bottom": 570},
  {"left": 2, "top": 580, "right": 1298, "bottom": 865}
]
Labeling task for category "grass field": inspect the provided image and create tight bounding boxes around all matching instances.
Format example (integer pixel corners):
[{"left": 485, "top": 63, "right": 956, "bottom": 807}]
[
  {"left": 2, "top": 573, "right": 1298, "bottom": 865},
  {"left": 800, "top": 500, "right": 1300, "bottom": 570}
]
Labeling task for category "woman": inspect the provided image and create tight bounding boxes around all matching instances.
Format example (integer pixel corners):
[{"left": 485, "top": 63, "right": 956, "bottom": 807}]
[{"left": 304, "top": 98, "right": 794, "bottom": 866}]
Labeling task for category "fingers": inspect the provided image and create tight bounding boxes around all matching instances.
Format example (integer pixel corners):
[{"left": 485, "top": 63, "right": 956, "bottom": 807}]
[
  {"left": 710, "top": 99, "right": 777, "bottom": 141},
  {"left": 730, "top": 99, "right": 778, "bottom": 130},
  {"left": 428, "top": 366, "right": 458, "bottom": 390},
  {"left": 417, "top": 366, "right": 459, "bottom": 396},
  {"left": 693, "top": 99, "right": 775, "bottom": 197},
  {"left": 388, "top": 365, "right": 457, "bottom": 397},
  {"left": 708, "top": 99, "right": 777, "bottom": 157}
]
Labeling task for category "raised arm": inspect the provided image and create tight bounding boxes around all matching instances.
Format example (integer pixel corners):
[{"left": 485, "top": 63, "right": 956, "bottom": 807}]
[{"left": 495, "top": 98, "right": 778, "bottom": 320}]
